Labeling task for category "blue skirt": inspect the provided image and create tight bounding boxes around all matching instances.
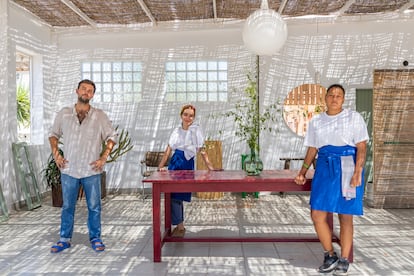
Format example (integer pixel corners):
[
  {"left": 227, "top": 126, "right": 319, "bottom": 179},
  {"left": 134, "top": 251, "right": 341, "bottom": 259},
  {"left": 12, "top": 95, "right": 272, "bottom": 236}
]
[
  {"left": 168, "top": 150, "right": 194, "bottom": 202},
  {"left": 310, "top": 145, "right": 364, "bottom": 215}
]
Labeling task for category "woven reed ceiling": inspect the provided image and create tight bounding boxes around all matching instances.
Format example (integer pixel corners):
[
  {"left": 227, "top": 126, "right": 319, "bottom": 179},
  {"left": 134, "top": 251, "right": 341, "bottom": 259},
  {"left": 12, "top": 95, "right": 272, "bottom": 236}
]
[{"left": 11, "top": 0, "right": 414, "bottom": 28}]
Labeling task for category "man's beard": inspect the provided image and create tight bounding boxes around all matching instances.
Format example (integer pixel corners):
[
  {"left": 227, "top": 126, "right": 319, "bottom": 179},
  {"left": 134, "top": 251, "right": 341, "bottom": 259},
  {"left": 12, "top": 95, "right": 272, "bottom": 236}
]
[{"left": 78, "top": 96, "right": 90, "bottom": 104}]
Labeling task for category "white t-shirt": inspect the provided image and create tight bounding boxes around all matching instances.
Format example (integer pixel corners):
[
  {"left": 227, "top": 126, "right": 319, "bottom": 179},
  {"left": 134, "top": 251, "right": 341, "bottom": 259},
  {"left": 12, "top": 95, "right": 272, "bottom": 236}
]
[{"left": 304, "top": 109, "right": 369, "bottom": 149}]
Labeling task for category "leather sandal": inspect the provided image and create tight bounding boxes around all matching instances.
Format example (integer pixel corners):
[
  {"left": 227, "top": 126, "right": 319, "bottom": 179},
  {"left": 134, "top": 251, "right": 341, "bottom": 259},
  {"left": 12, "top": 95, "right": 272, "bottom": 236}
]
[{"left": 171, "top": 227, "right": 186, "bottom": 238}]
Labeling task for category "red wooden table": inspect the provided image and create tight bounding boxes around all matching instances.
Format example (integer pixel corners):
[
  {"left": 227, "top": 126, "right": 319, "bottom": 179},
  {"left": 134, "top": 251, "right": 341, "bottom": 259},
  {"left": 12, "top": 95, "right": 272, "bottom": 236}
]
[{"left": 144, "top": 170, "right": 347, "bottom": 262}]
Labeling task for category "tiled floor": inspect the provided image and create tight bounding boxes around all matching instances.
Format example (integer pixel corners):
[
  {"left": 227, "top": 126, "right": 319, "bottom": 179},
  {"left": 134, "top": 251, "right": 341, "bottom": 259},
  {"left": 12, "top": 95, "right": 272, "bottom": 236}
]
[{"left": 0, "top": 192, "right": 413, "bottom": 275}]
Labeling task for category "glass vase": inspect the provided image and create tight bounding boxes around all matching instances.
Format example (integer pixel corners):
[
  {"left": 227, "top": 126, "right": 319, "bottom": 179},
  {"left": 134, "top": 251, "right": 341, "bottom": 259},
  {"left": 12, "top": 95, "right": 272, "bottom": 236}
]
[{"left": 243, "top": 147, "right": 263, "bottom": 176}]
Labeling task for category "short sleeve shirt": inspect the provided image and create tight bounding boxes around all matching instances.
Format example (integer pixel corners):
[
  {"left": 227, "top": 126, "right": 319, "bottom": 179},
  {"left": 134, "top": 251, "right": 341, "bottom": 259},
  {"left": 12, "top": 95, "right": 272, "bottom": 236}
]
[
  {"left": 168, "top": 123, "right": 205, "bottom": 160},
  {"left": 49, "top": 105, "right": 117, "bottom": 178},
  {"left": 304, "top": 109, "right": 369, "bottom": 149}
]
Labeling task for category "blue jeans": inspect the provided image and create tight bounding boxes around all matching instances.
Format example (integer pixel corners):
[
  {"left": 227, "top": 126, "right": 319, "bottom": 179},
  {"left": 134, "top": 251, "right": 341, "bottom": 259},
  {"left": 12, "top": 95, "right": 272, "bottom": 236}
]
[
  {"left": 59, "top": 173, "right": 102, "bottom": 242},
  {"left": 171, "top": 199, "right": 184, "bottom": 225}
]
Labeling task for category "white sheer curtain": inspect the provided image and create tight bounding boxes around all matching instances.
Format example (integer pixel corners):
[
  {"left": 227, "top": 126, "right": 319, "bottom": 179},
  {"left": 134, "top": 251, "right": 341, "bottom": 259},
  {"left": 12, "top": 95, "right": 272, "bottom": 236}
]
[{"left": 1, "top": 5, "right": 414, "bottom": 208}]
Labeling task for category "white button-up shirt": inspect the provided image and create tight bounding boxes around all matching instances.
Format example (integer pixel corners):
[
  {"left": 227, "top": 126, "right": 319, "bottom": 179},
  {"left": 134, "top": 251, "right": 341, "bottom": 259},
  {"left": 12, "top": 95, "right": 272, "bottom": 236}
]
[{"left": 49, "top": 105, "right": 117, "bottom": 178}]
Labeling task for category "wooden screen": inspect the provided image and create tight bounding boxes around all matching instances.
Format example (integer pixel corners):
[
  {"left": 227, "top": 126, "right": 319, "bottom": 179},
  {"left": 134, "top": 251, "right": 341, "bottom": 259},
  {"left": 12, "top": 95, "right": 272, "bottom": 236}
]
[{"left": 370, "top": 69, "right": 414, "bottom": 208}]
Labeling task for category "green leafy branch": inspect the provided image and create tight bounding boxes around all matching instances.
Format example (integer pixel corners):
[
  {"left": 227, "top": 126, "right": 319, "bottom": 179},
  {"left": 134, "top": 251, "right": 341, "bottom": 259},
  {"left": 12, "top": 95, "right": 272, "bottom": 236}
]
[
  {"left": 223, "top": 70, "right": 278, "bottom": 152},
  {"left": 104, "top": 126, "right": 134, "bottom": 163}
]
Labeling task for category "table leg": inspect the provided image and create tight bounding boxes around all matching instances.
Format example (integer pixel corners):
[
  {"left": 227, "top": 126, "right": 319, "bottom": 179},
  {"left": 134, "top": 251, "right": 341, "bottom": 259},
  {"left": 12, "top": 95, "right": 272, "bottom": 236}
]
[
  {"left": 153, "top": 184, "right": 161, "bottom": 262},
  {"left": 165, "top": 193, "right": 171, "bottom": 234}
]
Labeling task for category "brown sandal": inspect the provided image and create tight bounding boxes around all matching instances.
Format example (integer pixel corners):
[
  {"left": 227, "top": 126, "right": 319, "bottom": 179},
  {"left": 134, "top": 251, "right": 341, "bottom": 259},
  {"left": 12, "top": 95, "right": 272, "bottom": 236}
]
[{"left": 171, "top": 227, "right": 186, "bottom": 238}]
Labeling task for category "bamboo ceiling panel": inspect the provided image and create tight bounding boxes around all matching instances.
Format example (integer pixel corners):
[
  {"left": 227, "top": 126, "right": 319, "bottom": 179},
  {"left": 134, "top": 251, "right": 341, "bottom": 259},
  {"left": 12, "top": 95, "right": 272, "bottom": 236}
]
[
  {"left": 10, "top": 0, "right": 414, "bottom": 28},
  {"left": 370, "top": 69, "right": 414, "bottom": 208}
]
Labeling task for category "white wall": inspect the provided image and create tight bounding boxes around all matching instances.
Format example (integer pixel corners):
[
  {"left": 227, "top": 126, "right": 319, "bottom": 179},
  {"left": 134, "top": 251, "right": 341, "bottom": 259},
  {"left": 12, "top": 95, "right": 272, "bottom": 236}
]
[{"left": 2, "top": 3, "right": 414, "bottom": 207}]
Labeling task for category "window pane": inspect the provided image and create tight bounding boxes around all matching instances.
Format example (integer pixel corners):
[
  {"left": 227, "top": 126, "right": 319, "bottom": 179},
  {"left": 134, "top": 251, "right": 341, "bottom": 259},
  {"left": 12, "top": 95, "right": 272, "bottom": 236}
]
[
  {"left": 113, "top": 62, "right": 122, "bottom": 71},
  {"left": 218, "top": 82, "right": 227, "bottom": 91},
  {"left": 208, "top": 72, "right": 217, "bottom": 81},
  {"left": 103, "top": 73, "right": 111, "bottom": 82},
  {"left": 82, "top": 62, "right": 91, "bottom": 71},
  {"left": 218, "top": 72, "right": 227, "bottom": 81},
  {"left": 123, "top": 72, "right": 132, "bottom": 82},
  {"left": 187, "top": 93, "right": 196, "bottom": 102},
  {"left": 218, "top": 61, "right": 227, "bottom": 70},
  {"left": 123, "top": 62, "right": 132, "bottom": 71},
  {"left": 176, "top": 62, "right": 186, "bottom": 71},
  {"left": 102, "top": 62, "right": 111, "bottom": 71},
  {"left": 92, "top": 62, "right": 101, "bottom": 71},
  {"left": 113, "top": 73, "right": 122, "bottom": 82},
  {"left": 124, "top": 83, "right": 132, "bottom": 92},
  {"left": 164, "top": 60, "right": 228, "bottom": 102},
  {"left": 197, "top": 72, "right": 207, "bottom": 81},
  {"left": 165, "top": 62, "right": 175, "bottom": 71},
  {"left": 133, "top": 72, "right": 141, "bottom": 82},
  {"left": 167, "top": 83, "right": 176, "bottom": 92},
  {"left": 113, "top": 83, "right": 122, "bottom": 92},
  {"left": 103, "top": 83, "right": 111, "bottom": 92},
  {"left": 187, "top": 72, "right": 196, "bottom": 81},
  {"left": 133, "top": 63, "right": 142, "bottom": 71},
  {"left": 187, "top": 82, "right": 196, "bottom": 91},
  {"left": 81, "top": 61, "right": 142, "bottom": 103},
  {"left": 114, "top": 94, "right": 122, "bottom": 102},
  {"left": 208, "top": 61, "right": 217, "bottom": 70},
  {"left": 93, "top": 73, "right": 101, "bottom": 82},
  {"left": 198, "top": 93, "right": 207, "bottom": 101},
  {"left": 103, "top": 94, "right": 112, "bottom": 102},
  {"left": 187, "top": 62, "right": 196, "bottom": 71},
  {"left": 197, "top": 61, "right": 207, "bottom": 70},
  {"left": 198, "top": 82, "right": 207, "bottom": 91},
  {"left": 177, "top": 72, "right": 186, "bottom": 81},
  {"left": 177, "top": 93, "right": 186, "bottom": 101},
  {"left": 208, "top": 82, "right": 218, "bottom": 92},
  {"left": 177, "top": 82, "right": 186, "bottom": 92}
]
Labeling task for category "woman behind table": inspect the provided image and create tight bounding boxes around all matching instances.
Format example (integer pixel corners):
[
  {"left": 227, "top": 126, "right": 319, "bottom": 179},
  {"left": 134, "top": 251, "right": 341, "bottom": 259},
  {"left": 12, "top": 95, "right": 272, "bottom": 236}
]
[
  {"left": 157, "top": 104, "right": 214, "bottom": 238},
  {"left": 294, "top": 84, "right": 369, "bottom": 276}
]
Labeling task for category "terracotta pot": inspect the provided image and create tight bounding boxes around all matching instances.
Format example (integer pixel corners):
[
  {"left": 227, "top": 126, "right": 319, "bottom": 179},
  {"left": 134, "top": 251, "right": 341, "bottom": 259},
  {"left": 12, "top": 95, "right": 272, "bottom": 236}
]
[{"left": 51, "top": 184, "right": 63, "bottom": 207}]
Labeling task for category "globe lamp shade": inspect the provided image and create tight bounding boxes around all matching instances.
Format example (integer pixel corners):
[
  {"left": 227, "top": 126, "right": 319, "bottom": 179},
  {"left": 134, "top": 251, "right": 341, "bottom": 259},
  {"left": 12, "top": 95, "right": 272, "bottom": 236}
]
[{"left": 242, "top": 8, "right": 288, "bottom": 56}]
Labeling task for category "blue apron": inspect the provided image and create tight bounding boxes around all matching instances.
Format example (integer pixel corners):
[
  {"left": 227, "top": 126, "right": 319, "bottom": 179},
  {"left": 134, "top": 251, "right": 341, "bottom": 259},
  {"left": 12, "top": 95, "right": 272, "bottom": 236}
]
[
  {"left": 168, "top": 149, "right": 194, "bottom": 202},
  {"left": 310, "top": 145, "right": 364, "bottom": 215}
]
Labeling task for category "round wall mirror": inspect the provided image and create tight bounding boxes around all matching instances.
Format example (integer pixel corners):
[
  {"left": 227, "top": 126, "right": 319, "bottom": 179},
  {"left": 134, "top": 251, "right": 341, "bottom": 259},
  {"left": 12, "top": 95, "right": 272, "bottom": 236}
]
[{"left": 283, "top": 83, "right": 327, "bottom": 137}]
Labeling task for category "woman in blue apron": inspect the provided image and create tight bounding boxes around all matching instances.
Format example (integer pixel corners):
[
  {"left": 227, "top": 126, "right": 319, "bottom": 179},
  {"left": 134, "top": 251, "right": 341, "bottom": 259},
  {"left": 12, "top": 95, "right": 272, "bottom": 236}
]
[
  {"left": 157, "top": 104, "right": 214, "bottom": 237},
  {"left": 294, "top": 84, "right": 369, "bottom": 275}
]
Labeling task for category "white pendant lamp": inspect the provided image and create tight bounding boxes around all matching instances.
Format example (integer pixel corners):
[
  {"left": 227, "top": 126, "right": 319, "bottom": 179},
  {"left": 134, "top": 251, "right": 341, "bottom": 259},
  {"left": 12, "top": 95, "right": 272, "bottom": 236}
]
[{"left": 242, "top": 0, "right": 288, "bottom": 56}]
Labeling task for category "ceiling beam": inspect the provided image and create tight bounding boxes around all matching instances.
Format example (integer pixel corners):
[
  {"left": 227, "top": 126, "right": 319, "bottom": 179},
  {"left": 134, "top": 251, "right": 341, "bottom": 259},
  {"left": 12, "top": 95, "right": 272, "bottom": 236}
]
[
  {"left": 60, "top": 0, "right": 96, "bottom": 27},
  {"left": 335, "top": 0, "right": 356, "bottom": 16},
  {"left": 398, "top": 0, "right": 414, "bottom": 12},
  {"left": 212, "top": 0, "right": 217, "bottom": 19},
  {"left": 136, "top": 0, "right": 157, "bottom": 25},
  {"left": 278, "top": 0, "right": 288, "bottom": 14}
]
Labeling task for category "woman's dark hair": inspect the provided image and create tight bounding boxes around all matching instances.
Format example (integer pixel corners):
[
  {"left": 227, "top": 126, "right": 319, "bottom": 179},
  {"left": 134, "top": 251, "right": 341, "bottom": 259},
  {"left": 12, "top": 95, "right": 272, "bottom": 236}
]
[
  {"left": 326, "top": 84, "right": 345, "bottom": 95},
  {"left": 78, "top": 79, "right": 96, "bottom": 93}
]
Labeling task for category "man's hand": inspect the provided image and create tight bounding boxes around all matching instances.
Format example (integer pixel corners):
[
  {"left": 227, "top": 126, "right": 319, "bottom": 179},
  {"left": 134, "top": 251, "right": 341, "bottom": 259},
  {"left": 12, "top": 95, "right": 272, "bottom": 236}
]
[
  {"left": 54, "top": 154, "right": 68, "bottom": 169},
  {"left": 294, "top": 174, "right": 307, "bottom": 185},
  {"left": 90, "top": 158, "right": 106, "bottom": 172}
]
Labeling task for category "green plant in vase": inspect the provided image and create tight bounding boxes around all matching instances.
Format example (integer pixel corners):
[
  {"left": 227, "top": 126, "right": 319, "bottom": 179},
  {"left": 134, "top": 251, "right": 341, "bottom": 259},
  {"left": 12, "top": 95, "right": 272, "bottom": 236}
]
[{"left": 224, "top": 62, "right": 278, "bottom": 175}]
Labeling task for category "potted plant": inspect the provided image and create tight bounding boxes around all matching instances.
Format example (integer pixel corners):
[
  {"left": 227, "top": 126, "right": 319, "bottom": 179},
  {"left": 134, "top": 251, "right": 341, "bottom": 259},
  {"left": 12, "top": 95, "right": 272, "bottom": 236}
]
[
  {"left": 42, "top": 126, "right": 134, "bottom": 207},
  {"left": 223, "top": 59, "right": 278, "bottom": 175},
  {"left": 43, "top": 147, "right": 64, "bottom": 207}
]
